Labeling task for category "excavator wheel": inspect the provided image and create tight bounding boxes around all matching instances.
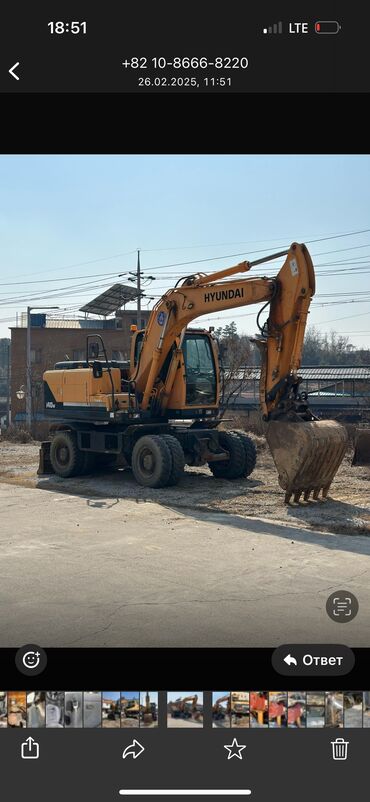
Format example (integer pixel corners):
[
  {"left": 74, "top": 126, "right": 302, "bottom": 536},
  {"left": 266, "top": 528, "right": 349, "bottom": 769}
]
[
  {"left": 162, "top": 435, "right": 185, "bottom": 486},
  {"left": 209, "top": 431, "right": 246, "bottom": 480},
  {"left": 230, "top": 430, "right": 257, "bottom": 477},
  {"left": 131, "top": 434, "right": 172, "bottom": 488},
  {"left": 49, "top": 431, "right": 86, "bottom": 478}
]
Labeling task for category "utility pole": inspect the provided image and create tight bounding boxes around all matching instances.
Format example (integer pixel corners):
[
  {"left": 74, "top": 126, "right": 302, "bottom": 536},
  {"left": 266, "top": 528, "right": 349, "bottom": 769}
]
[
  {"left": 6, "top": 339, "right": 10, "bottom": 427},
  {"left": 120, "top": 251, "right": 156, "bottom": 328},
  {"left": 137, "top": 249, "right": 141, "bottom": 329},
  {"left": 26, "top": 306, "right": 32, "bottom": 429}
]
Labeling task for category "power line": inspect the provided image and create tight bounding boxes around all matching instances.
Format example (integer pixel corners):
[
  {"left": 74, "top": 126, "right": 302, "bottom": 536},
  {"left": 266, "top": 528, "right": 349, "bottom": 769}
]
[
  {"left": 5, "top": 226, "right": 370, "bottom": 290},
  {"left": 1, "top": 228, "right": 370, "bottom": 320},
  {"left": 305, "top": 228, "right": 370, "bottom": 244},
  {"left": 0, "top": 270, "right": 122, "bottom": 287},
  {"left": 315, "top": 309, "right": 370, "bottom": 324},
  {"left": 11, "top": 250, "right": 137, "bottom": 280}
]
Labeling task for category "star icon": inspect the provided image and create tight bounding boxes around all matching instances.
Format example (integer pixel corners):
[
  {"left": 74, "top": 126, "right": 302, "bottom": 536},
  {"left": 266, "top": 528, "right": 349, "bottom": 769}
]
[{"left": 224, "top": 738, "right": 246, "bottom": 760}]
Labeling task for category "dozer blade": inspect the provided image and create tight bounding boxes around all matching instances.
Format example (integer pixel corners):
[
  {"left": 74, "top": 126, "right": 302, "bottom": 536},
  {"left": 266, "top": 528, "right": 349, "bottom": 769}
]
[
  {"left": 266, "top": 420, "right": 348, "bottom": 504},
  {"left": 352, "top": 428, "right": 370, "bottom": 466}
]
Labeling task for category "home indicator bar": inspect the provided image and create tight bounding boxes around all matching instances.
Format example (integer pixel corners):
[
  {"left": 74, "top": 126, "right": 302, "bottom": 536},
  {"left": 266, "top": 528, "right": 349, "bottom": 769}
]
[{"left": 119, "top": 793, "right": 252, "bottom": 797}]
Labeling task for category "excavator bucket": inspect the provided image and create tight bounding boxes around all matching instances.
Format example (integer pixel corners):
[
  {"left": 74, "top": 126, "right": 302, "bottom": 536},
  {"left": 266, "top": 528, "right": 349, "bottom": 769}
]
[
  {"left": 352, "top": 428, "right": 370, "bottom": 466},
  {"left": 266, "top": 420, "right": 348, "bottom": 503}
]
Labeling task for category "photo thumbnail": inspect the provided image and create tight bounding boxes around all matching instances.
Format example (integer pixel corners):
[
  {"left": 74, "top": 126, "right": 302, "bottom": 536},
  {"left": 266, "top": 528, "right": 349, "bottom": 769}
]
[
  {"left": 121, "top": 692, "right": 140, "bottom": 728},
  {"left": 46, "top": 692, "right": 64, "bottom": 728},
  {"left": 7, "top": 692, "right": 26, "bottom": 728},
  {"left": 102, "top": 692, "right": 120, "bottom": 728},
  {"left": 212, "top": 692, "right": 231, "bottom": 728},
  {"left": 83, "top": 692, "right": 102, "bottom": 728},
  {"left": 140, "top": 691, "right": 158, "bottom": 728},
  {"left": 230, "top": 691, "right": 250, "bottom": 728},
  {"left": 27, "top": 692, "right": 46, "bottom": 728},
  {"left": 167, "top": 693, "right": 203, "bottom": 728}
]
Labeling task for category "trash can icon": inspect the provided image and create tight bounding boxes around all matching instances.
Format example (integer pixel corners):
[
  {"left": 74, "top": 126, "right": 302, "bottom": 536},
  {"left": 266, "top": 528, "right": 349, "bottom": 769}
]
[{"left": 331, "top": 737, "right": 349, "bottom": 760}]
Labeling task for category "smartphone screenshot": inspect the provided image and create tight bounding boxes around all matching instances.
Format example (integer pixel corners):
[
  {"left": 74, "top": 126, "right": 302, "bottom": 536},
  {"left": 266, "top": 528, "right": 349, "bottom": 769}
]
[
  {"left": 0, "top": 2, "right": 369, "bottom": 92},
  {"left": 0, "top": 153, "right": 369, "bottom": 801}
]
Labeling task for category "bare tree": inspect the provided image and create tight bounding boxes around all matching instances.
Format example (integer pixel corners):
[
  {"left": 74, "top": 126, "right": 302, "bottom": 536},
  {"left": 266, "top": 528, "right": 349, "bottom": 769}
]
[
  {"left": 215, "top": 323, "right": 254, "bottom": 418},
  {"left": 302, "top": 326, "right": 368, "bottom": 365}
]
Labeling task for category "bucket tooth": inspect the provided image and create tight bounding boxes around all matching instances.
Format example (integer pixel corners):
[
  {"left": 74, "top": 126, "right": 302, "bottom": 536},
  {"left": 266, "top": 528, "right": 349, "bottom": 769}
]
[{"left": 266, "top": 420, "right": 348, "bottom": 503}]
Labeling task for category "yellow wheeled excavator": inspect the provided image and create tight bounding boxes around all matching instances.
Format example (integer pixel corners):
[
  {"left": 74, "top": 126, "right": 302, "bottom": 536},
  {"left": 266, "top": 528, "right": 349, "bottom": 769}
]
[{"left": 39, "top": 242, "right": 348, "bottom": 502}]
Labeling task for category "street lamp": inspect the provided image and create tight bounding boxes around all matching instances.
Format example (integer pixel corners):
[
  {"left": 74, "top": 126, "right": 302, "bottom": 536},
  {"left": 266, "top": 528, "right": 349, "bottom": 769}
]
[
  {"left": 26, "top": 306, "right": 59, "bottom": 429},
  {"left": 16, "top": 385, "right": 26, "bottom": 400}
]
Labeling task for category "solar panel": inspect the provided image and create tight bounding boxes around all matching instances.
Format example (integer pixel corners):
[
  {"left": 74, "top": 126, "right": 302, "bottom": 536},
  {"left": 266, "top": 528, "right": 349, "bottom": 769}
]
[{"left": 80, "top": 283, "right": 140, "bottom": 316}]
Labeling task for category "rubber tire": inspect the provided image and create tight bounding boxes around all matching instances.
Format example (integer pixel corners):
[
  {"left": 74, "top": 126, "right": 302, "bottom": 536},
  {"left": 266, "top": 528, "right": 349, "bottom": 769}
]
[
  {"left": 209, "top": 431, "right": 245, "bottom": 480},
  {"left": 50, "top": 431, "right": 85, "bottom": 478},
  {"left": 230, "top": 430, "right": 257, "bottom": 477},
  {"left": 131, "top": 434, "right": 172, "bottom": 488},
  {"left": 162, "top": 435, "right": 185, "bottom": 486}
]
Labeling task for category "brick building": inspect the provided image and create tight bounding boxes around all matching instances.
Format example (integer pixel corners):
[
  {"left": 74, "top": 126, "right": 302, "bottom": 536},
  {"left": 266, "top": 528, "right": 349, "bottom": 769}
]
[{"left": 10, "top": 309, "right": 150, "bottom": 428}]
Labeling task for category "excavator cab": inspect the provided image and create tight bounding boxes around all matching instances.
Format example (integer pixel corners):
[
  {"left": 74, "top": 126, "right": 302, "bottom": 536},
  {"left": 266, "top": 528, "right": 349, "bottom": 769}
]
[
  {"left": 182, "top": 331, "right": 218, "bottom": 407},
  {"left": 131, "top": 327, "right": 219, "bottom": 416}
]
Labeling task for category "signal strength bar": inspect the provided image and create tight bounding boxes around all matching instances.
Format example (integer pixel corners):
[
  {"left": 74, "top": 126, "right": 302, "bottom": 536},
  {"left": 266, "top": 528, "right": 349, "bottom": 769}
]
[{"left": 263, "top": 21, "right": 283, "bottom": 34}]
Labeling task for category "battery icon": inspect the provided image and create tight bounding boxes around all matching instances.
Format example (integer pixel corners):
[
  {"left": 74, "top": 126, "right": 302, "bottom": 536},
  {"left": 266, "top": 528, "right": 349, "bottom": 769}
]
[{"left": 315, "top": 20, "right": 341, "bottom": 34}]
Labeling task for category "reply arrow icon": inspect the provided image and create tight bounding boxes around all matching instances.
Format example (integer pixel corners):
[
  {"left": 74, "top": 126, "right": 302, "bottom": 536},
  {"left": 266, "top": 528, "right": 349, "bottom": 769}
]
[{"left": 284, "top": 653, "right": 298, "bottom": 667}]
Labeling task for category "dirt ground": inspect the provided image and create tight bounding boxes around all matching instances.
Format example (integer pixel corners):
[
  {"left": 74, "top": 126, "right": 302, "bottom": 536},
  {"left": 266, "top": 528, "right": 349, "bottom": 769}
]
[{"left": 0, "top": 438, "right": 369, "bottom": 537}]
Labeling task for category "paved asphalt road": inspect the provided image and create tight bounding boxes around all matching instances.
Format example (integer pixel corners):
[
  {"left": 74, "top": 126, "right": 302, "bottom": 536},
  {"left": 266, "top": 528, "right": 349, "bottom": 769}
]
[{"left": 1, "top": 483, "right": 370, "bottom": 647}]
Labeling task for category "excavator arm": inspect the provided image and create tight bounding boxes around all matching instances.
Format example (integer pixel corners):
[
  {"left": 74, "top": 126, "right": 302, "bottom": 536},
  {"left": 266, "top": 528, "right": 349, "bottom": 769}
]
[
  {"left": 132, "top": 242, "right": 347, "bottom": 502},
  {"left": 133, "top": 242, "right": 314, "bottom": 419}
]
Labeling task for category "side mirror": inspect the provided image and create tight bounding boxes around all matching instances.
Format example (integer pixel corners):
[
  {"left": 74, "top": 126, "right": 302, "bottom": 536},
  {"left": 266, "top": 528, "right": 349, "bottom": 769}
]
[
  {"left": 89, "top": 343, "right": 100, "bottom": 359},
  {"left": 92, "top": 361, "right": 103, "bottom": 379}
]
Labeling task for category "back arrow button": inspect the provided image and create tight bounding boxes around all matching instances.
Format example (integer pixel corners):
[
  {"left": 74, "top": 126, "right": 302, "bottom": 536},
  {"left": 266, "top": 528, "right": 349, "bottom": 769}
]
[{"left": 9, "top": 62, "right": 20, "bottom": 80}]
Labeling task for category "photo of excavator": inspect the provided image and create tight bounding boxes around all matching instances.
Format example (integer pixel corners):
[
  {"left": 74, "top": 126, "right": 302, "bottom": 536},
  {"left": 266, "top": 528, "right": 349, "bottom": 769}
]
[
  {"left": 39, "top": 242, "right": 348, "bottom": 503},
  {"left": 167, "top": 693, "right": 203, "bottom": 727},
  {"left": 230, "top": 692, "right": 250, "bottom": 727},
  {"left": 169, "top": 694, "right": 199, "bottom": 719},
  {"left": 212, "top": 693, "right": 231, "bottom": 727}
]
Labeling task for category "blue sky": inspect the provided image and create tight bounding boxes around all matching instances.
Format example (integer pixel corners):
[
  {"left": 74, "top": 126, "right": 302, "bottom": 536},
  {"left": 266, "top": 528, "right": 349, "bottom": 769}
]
[
  {"left": 167, "top": 692, "right": 203, "bottom": 704},
  {"left": 212, "top": 692, "right": 230, "bottom": 703},
  {"left": 140, "top": 691, "right": 158, "bottom": 705},
  {"left": 0, "top": 155, "right": 369, "bottom": 345}
]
